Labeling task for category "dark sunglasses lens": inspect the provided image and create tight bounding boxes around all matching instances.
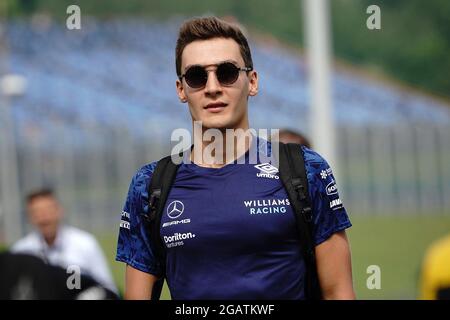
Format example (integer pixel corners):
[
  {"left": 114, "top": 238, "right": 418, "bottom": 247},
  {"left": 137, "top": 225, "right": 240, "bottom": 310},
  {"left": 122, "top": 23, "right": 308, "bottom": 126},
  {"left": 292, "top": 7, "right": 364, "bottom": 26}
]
[
  {"left": 185, "top": 66, "right": 207, "bottom": 88},
  {"left": 217, "top": 63, "right": 240, "bottom": 85}
]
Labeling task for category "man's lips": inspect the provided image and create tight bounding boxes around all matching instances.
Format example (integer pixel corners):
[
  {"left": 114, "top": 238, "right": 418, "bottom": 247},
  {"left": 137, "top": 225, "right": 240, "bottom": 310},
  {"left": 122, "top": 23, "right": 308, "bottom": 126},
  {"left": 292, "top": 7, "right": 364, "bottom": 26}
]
[{"left": 204, "top": 102, "right": 228, "bottom": 112}]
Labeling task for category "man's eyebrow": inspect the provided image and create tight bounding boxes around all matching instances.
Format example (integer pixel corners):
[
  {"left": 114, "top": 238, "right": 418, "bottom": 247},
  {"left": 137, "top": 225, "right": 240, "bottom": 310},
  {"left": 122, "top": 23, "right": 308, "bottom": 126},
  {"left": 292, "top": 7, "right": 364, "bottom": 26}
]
[{"left": 183, "top": 59, "right": 240, "bottom": 71}]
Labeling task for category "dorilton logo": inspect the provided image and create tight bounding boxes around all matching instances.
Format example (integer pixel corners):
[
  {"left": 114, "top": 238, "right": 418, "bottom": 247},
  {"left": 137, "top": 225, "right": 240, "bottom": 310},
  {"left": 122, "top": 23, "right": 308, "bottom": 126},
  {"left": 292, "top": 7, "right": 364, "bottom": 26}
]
[
  {"left": 164, "top": 232, "right": 196, "bottom": 243},
  {"left": 167, "top": 200, "right": 184, "bottom": 219}
]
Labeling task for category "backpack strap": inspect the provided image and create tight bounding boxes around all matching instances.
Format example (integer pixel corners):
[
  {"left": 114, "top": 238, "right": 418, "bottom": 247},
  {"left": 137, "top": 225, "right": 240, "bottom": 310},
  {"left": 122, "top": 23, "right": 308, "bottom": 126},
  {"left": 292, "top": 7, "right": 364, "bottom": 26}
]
[
  {"left": 146, "top": 155, "right": 181, "bottom": 300},
  {"left": 277, "top": 142, "right": 322, "bottom": 300}
]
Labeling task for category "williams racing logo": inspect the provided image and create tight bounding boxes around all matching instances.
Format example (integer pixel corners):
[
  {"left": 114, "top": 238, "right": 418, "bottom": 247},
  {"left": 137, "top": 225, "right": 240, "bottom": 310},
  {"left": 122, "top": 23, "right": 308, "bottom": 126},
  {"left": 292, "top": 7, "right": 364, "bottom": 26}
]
[
  {"left": 254, "top": 163, "right": 279, "bottom": 180},
  {"left": 244, "top": 198, "right": 290, "bottom": 215}
]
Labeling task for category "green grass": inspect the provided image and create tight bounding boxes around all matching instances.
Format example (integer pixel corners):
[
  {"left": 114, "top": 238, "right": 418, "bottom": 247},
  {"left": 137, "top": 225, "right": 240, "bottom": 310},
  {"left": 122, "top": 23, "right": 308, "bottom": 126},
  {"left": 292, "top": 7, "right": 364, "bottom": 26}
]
[
  {"left": 97, "top": 214, "right": 450, "bottom": 300},
  {"left": 97, "top": 233, "right": 172, "bottom": 299},
  {"left": 348, "top": 214, "right": 450, "bottom": 299}
]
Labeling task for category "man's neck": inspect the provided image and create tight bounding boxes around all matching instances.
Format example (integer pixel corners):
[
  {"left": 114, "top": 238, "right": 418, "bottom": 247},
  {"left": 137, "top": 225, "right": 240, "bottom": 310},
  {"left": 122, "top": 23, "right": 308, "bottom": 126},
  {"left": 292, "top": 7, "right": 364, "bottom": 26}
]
[
  {"left": 191, "top": 124, "right": 252, "bottom": 168},
  {"left": 42, "top": 227, "right": 61, "bottom": 247},
  {"left": 45, "top": 234, "right": 57, "bottom": 247}
]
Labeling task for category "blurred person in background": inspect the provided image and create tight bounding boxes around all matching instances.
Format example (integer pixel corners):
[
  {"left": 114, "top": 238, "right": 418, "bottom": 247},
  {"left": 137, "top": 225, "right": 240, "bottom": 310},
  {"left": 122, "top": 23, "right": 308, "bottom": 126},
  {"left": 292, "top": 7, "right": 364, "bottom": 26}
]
[
  {"left": 10, "top": 188, "right": 118, "bottom": 295},
  {"left": 0, "top": 252, "right": 119, "bottom": 300},
  {"left": 117, "top": 16, "right": 354, "bottom": 300},
  {"left": 419, "top": 234, "right": 450, "bottom": 300},
  {"left": 277, "top": 128, "right": 312, "bottom": 148}
]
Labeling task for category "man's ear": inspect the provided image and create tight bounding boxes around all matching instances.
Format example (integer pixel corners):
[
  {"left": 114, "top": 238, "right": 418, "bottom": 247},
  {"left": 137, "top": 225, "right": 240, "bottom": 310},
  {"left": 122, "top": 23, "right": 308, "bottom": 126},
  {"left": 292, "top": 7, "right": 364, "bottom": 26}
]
[
  {"left": 176, "top": 79, "right": 188, "bottom": 103},
  {"left": 248, "top": 70, "right": 258, "bottom": 97}
]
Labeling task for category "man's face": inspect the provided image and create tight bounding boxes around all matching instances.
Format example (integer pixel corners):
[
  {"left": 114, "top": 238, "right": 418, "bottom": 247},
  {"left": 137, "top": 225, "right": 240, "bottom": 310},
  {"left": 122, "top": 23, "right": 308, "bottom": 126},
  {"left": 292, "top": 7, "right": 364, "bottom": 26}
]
[
  {"left": 176, "top": 38, "right": 258, "bottom": 130},
  {"left": 27, "top": 196, "right": 62, "bottom": 240}
]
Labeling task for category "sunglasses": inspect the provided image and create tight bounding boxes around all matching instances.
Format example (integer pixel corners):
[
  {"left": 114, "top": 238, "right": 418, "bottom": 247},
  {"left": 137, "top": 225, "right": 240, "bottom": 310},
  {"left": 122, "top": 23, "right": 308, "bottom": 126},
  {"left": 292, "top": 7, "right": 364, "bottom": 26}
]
[{"left": 179, "top": 61, "right": 253, "bottom": 89}]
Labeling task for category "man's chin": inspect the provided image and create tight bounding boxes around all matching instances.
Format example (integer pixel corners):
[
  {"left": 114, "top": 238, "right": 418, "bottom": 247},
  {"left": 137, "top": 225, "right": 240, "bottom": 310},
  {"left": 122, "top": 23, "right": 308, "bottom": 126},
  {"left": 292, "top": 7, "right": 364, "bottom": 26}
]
[
  {"left": 40, "top": 227, "right": 58, "bottom": 238},
  {"left": 198, "top": 114, "right": 242, "bottom": 130},
  {"left": 199, "top": 120, "right": 233, "bottom": 130}
]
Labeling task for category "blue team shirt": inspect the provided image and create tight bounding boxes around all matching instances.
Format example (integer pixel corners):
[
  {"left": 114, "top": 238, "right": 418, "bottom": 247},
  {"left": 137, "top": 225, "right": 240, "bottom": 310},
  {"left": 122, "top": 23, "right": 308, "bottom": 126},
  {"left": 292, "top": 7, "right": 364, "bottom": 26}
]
[{"left": 116, "top": 140, "right": 351, "bottom": 299}]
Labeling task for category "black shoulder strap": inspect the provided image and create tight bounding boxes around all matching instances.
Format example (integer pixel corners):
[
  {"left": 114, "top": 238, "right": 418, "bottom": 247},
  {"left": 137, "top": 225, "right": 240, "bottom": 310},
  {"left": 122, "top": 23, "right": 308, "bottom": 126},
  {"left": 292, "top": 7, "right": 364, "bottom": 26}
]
[
  {"left": 278, "top": 142, "right": 322, "bottom": 300},
  {"left": 146, "top": 155, "right": 181, "bottom": 300}
]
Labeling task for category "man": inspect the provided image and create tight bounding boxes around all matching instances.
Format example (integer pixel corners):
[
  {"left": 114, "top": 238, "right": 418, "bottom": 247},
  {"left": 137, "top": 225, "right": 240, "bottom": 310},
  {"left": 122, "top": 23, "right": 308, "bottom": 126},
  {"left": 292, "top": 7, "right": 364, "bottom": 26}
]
[
  {"left": 116, "top": 16, "right": 355, "bottom": 300},
  {"left": 11, "top": 188, "right": 117, "bottom": 294}
]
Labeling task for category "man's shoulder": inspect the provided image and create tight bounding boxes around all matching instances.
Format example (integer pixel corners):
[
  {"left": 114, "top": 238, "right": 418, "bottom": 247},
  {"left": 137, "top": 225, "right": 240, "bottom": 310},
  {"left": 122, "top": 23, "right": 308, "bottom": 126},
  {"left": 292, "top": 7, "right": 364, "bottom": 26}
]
[
  {"left": 130, "top": 161, "right": 159, "bottom": 188},
  {"left": 301, "top": 145, "right": 328, "bottom": 167},
  {"left": 299, "top": 146, "right": 336, "bottom": 190},
  {"left": 64, "top": 225, "right": 93, "bottom": 238},
  {"left": 298, "top": 146, "right": 330, "bottom": 174},
  {"left": 62, "top": 226, "right": 102, "bottom": 248},
  {"left": 11, "top": 232, "right": 40, "bottom": 252}
]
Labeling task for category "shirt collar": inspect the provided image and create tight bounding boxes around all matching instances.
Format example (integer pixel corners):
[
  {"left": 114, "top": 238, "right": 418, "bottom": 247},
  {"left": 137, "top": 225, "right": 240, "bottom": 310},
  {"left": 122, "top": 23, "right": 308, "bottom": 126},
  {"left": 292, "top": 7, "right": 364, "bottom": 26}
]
[{"left": 38, "top": 225, "right": 65, "bottom": 251}]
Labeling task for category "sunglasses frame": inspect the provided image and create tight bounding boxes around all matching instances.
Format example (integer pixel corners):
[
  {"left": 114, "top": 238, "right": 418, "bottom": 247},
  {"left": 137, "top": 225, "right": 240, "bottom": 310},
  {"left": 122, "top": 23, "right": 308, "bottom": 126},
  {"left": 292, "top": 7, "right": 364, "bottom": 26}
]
[{"left": 179, "top": 61, "right": 253, "bottom": 89}]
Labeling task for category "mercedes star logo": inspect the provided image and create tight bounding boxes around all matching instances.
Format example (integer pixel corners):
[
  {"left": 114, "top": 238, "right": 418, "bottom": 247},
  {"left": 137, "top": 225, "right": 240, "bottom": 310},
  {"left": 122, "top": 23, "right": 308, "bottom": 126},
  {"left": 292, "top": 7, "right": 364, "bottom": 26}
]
[{"left": 167, "top": 200, "right": 184, "bottom": 219}]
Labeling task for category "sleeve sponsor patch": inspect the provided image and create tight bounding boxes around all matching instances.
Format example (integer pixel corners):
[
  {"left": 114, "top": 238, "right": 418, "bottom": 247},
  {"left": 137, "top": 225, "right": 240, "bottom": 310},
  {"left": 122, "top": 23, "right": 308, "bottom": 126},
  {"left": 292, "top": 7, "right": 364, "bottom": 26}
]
[
  {"left": 326, "top": 179, "right": 338, "bottom": 196},
  {"left": 119, "top": 210, "right": 131, "bottom": 229}
]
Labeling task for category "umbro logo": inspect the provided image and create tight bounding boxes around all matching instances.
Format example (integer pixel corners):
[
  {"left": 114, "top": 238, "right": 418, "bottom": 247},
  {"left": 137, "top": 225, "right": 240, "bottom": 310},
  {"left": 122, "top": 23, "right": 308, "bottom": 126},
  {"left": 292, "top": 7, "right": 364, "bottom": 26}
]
[
  {"left": 254, "top": 163, "right": 278, "bottom": 175},
  {"left": 254, "top": 163, "right": 279, "bottom": 179}
]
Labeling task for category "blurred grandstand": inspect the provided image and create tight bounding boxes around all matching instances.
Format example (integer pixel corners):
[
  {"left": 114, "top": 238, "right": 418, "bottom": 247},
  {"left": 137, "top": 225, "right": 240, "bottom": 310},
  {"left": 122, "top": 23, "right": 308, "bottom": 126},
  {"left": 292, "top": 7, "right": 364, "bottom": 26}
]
[{"left": 1, "top": 17, "right": 450, "bottom": 240}]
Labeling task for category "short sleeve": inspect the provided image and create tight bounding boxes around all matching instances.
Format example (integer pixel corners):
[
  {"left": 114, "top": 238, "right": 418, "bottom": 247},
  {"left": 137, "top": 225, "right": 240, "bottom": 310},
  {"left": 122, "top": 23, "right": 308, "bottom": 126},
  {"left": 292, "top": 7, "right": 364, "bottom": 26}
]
[
  {"left": 115, "top": 162, "right": 162, "bottom": 275},
  {"left": 302, "top": 147, "right": 352, "bottom": 246}
]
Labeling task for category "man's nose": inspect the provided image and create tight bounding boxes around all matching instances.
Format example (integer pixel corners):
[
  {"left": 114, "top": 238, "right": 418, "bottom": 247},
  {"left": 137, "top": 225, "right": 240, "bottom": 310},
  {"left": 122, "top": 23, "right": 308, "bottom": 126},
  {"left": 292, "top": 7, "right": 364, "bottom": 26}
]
[{"left": 204, "top": 70, "right": 222, "bottom": 96}]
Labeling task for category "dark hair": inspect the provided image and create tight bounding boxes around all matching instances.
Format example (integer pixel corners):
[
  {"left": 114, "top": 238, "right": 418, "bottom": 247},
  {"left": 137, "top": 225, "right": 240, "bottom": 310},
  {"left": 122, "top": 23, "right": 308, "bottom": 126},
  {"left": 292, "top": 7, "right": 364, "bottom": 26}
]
[
  {"left": 278, "top": 129, "right": 312, "bottom": 148},
  {"left": 175, "top": 16, "right": 253, "bottom": 77},
  {"left": 26, "top": 188, "right": 56, "bottom": 205}
]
